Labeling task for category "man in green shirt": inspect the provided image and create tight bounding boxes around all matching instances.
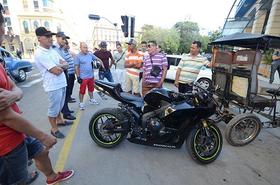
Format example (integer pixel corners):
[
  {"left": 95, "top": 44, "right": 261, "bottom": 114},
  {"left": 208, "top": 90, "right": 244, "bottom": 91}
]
[{"left": 175, "top": 41, "right": 208, "bottom": 93}]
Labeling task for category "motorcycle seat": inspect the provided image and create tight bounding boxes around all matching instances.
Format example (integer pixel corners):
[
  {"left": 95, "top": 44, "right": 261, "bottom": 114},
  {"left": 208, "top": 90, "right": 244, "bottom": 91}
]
[
  {"left": 96, "top": 80, "right": 120, "bottom": 88},
  {"left": 120, "top": 92, "right": 144, "bottom": 107}
]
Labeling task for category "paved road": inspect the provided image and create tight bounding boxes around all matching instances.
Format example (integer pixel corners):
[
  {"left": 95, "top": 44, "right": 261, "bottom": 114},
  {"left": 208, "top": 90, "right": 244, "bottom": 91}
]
[{"left": 15, "top": 68, "right": 280, "bottom": 185}]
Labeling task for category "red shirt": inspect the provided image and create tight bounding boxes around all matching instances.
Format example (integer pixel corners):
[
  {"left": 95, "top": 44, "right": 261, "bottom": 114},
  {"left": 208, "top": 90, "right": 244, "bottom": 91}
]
[{"left": 0, "top": 64, "right": 25, "bottom": 156}]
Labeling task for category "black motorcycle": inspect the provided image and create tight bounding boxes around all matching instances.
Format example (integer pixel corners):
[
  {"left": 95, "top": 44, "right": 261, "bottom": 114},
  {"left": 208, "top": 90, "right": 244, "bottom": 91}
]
[{"left": 89, "top": 80, "right": 223, "bottom": 164}]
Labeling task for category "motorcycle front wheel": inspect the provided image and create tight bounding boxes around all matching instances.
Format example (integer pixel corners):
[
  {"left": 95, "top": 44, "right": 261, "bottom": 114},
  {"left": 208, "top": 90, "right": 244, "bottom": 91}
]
[
  {"left": 186, "top": 124, "right": 222, "bottom": 164},
  {"left": 89, "top": 108, "right": 128, "bottom": 148}
]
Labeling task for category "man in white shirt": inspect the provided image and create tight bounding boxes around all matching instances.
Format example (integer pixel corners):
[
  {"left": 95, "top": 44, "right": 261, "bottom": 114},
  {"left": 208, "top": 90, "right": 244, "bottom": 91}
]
[{"left": 34, "top": 27, "right": 72, "bottom": 139}]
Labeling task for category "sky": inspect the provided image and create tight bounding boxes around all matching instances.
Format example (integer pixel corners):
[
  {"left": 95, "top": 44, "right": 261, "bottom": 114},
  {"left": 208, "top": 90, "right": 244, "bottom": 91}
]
[{"left": 60, "top": 0, "right": 235, "bottom": 40}]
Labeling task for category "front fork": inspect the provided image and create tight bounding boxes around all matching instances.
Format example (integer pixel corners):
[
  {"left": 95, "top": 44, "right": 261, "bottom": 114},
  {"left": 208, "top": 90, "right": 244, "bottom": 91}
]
[{"left": 201, "top": 119, "right": 211, "bottom": 137}]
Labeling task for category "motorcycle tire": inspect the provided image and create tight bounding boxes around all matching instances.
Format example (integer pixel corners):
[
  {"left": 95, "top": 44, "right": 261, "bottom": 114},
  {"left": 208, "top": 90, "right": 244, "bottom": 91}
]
[
  {"left": 89, "top": 108, "right": 128, "bottom": 148},
  {"left": 225, "top": 113, "right": 262, "bottom": 146},
  {"left": 186, "top": 124, "right": 223, "bottom": 164}
]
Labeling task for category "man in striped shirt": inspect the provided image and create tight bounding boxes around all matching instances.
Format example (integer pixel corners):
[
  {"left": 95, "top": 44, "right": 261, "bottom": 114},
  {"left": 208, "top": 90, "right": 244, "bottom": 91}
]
[
  {"left": 175, "top": 41, "right": 208, "bottom": 93},
  {"left": 142, "top": 40, "right": 168, "bottom": 96},
  {"left": 124, "top": 39, "right": 143, "bottom": 96},
  {"left": 53, "top": 32, "right": 76, "bottom": 121}
]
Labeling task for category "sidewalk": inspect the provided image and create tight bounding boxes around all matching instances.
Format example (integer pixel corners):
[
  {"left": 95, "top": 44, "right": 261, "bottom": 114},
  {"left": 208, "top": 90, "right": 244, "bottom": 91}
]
[{"left": 258, "top": 74, "right": 280, "bottom": 93}]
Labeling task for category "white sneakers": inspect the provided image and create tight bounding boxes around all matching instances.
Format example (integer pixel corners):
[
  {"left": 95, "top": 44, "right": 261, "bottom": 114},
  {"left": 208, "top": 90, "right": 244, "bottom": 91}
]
[
  {"left": 79, "top": 103, "right": 85, "bottom": 110},
  {"left": 89, "top": 98, "right": 99, "bottom": 105},
  {"left": 79, "top": 99, "right": 99, "bottom": 110}
]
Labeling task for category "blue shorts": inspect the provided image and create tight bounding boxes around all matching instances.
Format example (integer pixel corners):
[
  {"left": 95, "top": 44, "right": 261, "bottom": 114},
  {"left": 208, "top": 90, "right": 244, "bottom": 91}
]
[
  {"left": 47, "top": 87, "right": 66, "bottom": 117},
  {"left": 0, "top": 136, "right": 44, "bottom": 185}
]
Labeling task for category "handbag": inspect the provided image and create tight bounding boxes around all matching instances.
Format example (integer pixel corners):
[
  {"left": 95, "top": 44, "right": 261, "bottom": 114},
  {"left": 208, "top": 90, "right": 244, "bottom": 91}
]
[{"left": 150, "top": 56, "right": 161, "bottom": 77}]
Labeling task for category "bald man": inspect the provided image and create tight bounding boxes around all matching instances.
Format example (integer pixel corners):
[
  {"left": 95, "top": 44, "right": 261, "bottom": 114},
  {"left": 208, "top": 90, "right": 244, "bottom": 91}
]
[{"left": 75, "top": 42, "right": 103, "bottom": 110}]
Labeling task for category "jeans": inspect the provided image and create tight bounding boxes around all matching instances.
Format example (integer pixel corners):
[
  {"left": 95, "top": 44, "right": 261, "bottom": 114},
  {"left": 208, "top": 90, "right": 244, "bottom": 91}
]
[
  {"left": 99, "top": 69, "right": 114, "bottom": 82},
  {"left": 0, "top": 137, "right": 44, "bottom": 185},
  {"left": 270, "top": 62, "right": 280, "bottom": 83}
]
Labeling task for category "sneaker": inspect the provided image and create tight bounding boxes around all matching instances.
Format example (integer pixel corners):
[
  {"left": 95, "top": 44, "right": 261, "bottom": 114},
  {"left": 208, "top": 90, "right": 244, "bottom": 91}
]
[
  {"left": 89, "top": 98, "right": 99, "bottom": 105},
  {"left": 51, "top": 130, "right": 65, "bottom": 139},
  {"left": 46, "top": 170, "right": 74, "bottom": 185},
  {"left": 79, "top": 103, "right": 85, "bottom": 110}
]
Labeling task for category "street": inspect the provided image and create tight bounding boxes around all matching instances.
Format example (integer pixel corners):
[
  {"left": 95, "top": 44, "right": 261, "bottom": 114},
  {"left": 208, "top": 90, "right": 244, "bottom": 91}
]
[{"left": 16, "top": 67, "right": 280, "bottom": 185}]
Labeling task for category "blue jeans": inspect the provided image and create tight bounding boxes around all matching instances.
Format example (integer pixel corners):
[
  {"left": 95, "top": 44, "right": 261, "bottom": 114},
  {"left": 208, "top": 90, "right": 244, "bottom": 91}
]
[
  {"left": 0, "top": 137, "right": 44, "bottom": 185},
  {"left": 99, "top": 69, "right": 114, "bottom": 82}
]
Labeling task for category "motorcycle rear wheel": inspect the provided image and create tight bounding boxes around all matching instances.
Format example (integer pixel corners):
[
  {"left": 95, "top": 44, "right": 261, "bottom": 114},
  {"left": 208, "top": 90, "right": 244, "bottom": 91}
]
[
  {"left": 225, "top": 113, "right": 262, "bottom": 146},
  {"left": 186, "top": 124, "right": 222, "bottom": 164},
  {"left": 89, "top": 108, "right": 128, "bottom": 148}
]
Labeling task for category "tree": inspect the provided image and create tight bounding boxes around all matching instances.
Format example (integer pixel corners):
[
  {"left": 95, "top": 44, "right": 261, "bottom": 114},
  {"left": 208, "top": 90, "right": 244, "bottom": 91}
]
[
  {"left": 173, "top": 21, "right": 200, "bottom": 54},
  {"left": 208, "top": 29, "right": 222, "bottom": 42},
  {"left": 141, "top": 25, "right": 180, "bottom": 54}
]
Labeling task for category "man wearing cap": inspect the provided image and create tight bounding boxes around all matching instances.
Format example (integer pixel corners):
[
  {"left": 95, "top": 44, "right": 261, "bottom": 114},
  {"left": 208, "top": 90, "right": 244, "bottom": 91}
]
[
  {"left": 94, "top": 41, "right": 115, "bottom": 82},
  {"left": 34, "top": 27, "right": 72, "bottom": 139},
  {"left": 124, "top": 39, "right": 143, "bottom": 96},
  {"left": 53, "top": 31, "right": 76, "bottom": 121},
  {"left": 0, "top": 23, "right": 74, "bottom": 185}
]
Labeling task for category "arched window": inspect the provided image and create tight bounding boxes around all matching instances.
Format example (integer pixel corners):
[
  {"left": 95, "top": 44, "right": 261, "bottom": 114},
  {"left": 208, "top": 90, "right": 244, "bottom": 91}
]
[
  {"left": 44, "top": 21, "right": 49, "bottom": 29},
  {"left": 33, "top": 20, "right": 39, "bottom": 29},
  {"left": 23, "top": 21, "right": 29, "bottom": 34}
]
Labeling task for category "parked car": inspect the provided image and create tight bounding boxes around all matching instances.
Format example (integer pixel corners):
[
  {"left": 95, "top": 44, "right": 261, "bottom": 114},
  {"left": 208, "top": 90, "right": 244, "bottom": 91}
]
[
  {"left": 165, "top": 54, "right": 212, "bottom": 90},
  {"left": 0, "top": 47, "right": 32, "bottom": 82}
]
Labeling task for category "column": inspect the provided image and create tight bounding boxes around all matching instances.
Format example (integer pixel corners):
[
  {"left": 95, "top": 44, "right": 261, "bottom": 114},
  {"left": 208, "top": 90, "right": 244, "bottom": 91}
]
[
  {"left": 252, "top": 0, "right": 267, "bottom": 34},
  {"left": 265, "top": 0, "right": 280, "bottom": 36}
]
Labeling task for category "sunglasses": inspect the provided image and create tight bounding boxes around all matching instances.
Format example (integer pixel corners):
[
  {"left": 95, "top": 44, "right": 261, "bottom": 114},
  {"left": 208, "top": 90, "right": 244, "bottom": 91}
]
[{"left": 147, "top": 44, "right": 155, "bottom": 48}]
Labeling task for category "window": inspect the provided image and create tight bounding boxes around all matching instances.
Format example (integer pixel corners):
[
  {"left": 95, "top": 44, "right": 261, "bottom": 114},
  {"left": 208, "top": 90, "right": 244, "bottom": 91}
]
[
  {"left": 44, "top": 21, "right": 49, "bottom": 29},
  {"left": 33, "top": 0, "right": 39, "bottom": 11},
  {"left": 23, "top": 21, "right": 29, "bottom": 34},
  {"left": 4, "top": 17, "right": 11, "bottom": 27},
  {"left": 42, "top": 0, "right": 48, "bottom": 7},
  {"left": 22, "top": 0, "right": 28, "bottom": 9},
  {"left": 56, "top": 23, "right": 61, "bottom": 32},
  {"left": 33, "top": 21, "right": 39, "bottom": 29},
  {"left": 3, "top": 0, "right": 7, "bottom": 5}
]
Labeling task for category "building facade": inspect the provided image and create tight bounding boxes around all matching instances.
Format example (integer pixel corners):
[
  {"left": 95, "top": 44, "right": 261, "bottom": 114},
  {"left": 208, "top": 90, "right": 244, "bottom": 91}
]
[
  {"left": 1, "top": 0, "right": 68, "bottom": 57},
  {"left": 222, "top": 0, "right": 280, "bottom": 36}
]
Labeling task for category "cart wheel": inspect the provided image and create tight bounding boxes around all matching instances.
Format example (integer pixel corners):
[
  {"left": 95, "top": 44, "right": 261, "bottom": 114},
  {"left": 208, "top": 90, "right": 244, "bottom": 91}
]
[{"left": 225, "top": 113, "right": 262, "bottom": 146}]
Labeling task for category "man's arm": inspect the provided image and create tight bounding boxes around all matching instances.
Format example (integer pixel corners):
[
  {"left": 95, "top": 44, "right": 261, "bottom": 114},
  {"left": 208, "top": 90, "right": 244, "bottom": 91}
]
[
  {"left": 0, "top": 108, "right": 56, "bottom": 150},
  {"left": 109, "top": 53, "right": 115, "bottom": 68},
  {"left": 0, "top": 76, "right": 23, "bottom": 111},
  {"left": 157, "top": 66, "right": 167, "bottom": 87},
  {"left": 272, "top": 53, "right": 280, "bottom": 61},
  {"left": 58, "top": 59, "right": 69, "bottom": 70},
  {"left": 95, "top": 56, "right": 105, "bottom": 69},
  {"left": 174, "top": 68, "right": 181, "bottom": 87}
]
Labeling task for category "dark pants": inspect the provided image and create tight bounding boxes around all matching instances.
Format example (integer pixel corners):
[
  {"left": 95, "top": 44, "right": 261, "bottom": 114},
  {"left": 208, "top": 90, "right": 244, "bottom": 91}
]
[
  {"left": 0, "top": 137, "right": 44, "bottom": 185},
  {"left": 68, "top": 74, "right": 75, "bottom": 98},
  {"left": 270, "top": 62, "right": 280, "bottom": 83},
  {"left": 99, "top": 69, "right": 114, "bottom": 82},
  {"left": 178, "top": 83, "right": 192, "bottom": 93},
  {"left": 61, "top": 71, "right": 71, "bottom": 116}
]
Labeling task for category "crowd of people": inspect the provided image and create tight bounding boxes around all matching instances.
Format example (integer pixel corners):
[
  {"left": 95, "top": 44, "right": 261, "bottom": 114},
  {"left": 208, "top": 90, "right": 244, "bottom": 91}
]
[{"left": 0, "top": 15, "right": 210, "bottom": 185}]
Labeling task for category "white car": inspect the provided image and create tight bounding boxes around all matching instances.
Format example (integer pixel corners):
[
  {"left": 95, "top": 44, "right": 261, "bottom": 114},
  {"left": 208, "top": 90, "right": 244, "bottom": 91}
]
[{"left": 165, "top": 54, "right": 212, "bottom": 90}]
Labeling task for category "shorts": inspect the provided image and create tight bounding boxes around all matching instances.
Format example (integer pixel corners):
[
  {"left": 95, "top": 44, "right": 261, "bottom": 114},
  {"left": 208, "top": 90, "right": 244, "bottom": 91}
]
[
  {"left": 124, "top": 75, "right": 140, "bottom": 94},
  {"left": 80, "top": 78, "right": 94, "bottom": 95},
  {"left": 0, "top": 136, "right": 44, "bottom": 185},
  {"left": 47, "top": 87, "right": 66, "bottom": 117}
]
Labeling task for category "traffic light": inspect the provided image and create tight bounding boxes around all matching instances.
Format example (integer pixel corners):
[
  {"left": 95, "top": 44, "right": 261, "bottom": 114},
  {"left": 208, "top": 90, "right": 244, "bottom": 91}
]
[
  {"left": 130, "top": 17, "right": 135, "bottom": 38},
  {"left": 121, "top": 15, "right": 128, "bottom": 37}
]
